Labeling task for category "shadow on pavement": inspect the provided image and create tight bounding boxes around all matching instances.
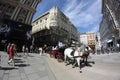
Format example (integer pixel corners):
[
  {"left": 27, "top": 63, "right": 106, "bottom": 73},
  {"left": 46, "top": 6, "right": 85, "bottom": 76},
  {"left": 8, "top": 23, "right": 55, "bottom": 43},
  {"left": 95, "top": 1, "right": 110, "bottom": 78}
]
[
  {"left": 14, "top": 58, "right": 30, "bottom": 67},
  {"left": 15, "top": 64, "right": 30, "bottom": 67},
  {"left": 81, "top": 61, "right": 95, "bottom": 69},
  {"left": 14, "top": 58, "right": 25, "bottom": 63},
  {"left": 0, "top": 66, "right": 18, "bottom": 70}
]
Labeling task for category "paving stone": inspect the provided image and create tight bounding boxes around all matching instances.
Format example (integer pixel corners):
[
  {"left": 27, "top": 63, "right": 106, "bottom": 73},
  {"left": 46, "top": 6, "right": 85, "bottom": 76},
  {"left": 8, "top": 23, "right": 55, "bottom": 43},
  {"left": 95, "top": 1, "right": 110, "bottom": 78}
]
[
  {"left": 19, "top": 67, "right": 24, "bottom": 73},
  {"left": 27, "top": 73, "right": 40, "bottom": 80},
  {"left": 0, "top": 77, "right": 2, "bottom": 80},
  {"left": 37, "top": 71, "right": 48, "bottom": 78},
  {"left": 2, "top": 74, "right": 9, "bottom": 80},
  {"left": 20, "top": 73, "right": 27, "bottom": 79},
  {"left": 9, "top": 69, "right": 19, "bottom": 77},
  {"left": 38, "top": 76, "right": 49, "bottom": 80},
  {"left": 21, "top": 78, "right": 29, "bottom": 80},
  {"left": 0, "top": 70, "right": 4, "bottom": 77},
  {"left": 9, "top": 76, "right": 21, "bottom": 80},
  {"left": 24, "top": 67, "right": 36, "bottom": 74}
]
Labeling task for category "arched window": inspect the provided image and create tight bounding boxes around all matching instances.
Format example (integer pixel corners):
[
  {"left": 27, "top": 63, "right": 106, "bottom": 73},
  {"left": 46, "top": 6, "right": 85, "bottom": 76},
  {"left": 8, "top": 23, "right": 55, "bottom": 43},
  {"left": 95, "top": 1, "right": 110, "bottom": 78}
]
[{"left": 18, "top": 18, "right": 23, "bottom": 22}]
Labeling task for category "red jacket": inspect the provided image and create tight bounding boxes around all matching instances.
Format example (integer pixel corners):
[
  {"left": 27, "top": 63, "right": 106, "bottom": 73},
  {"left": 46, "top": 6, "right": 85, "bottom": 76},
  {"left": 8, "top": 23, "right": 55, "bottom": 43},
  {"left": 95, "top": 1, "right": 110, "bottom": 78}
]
[{"left": 9, "top": 45, "right": 14, "bottom": 58}]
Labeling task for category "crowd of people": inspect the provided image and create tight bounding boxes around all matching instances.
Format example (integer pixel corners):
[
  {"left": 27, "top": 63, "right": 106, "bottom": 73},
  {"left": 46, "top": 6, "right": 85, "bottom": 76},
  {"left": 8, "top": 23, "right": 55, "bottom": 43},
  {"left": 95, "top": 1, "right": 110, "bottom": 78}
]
[
  {"left": 100, "top": 43, "right": 120, "bottom": 54},
  {"left": 5, "top": 43, "right": 32, "bottom": 66}
]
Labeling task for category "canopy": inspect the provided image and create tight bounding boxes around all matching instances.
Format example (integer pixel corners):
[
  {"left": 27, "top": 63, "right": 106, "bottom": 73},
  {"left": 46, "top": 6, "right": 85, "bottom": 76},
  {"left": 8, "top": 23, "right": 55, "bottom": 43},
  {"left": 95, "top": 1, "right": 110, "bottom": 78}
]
[{"left": 107, "top": 39, "right": 112, "bottom": 43}]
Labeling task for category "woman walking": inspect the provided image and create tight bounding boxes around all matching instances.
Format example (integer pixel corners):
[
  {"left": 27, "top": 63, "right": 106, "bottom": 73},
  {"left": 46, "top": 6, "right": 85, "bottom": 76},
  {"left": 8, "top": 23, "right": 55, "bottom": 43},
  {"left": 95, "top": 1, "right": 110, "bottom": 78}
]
[{"left": 8, "top": 44, "right": 15, "bottom": 66}]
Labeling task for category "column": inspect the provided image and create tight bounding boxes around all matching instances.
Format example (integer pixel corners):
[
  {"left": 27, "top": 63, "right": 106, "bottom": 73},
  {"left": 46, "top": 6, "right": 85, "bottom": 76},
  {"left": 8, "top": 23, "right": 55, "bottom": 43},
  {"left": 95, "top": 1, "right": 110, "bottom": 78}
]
[
  {"left": 32, "top": 0, "right": 37, "bottom": 8},
  {"left": 28, "top": 13, "right": 33, "bottom": 24},
  {"left": 11, "top": 6, "right": 21, "bottom": 20},
  {"left": 25, "top": 12, "right": 31, "bottom": 24}
]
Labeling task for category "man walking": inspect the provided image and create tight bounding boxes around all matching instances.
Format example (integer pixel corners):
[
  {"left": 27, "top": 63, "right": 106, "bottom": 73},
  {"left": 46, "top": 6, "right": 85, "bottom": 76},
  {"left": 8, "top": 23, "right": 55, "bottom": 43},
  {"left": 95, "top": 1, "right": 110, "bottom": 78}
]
[
  {"left": 22, "top": 45, "right": 26, "bottom": 56},
  {"left": 7, "top": 43, "right": 11, "bottom": 60},
  {"left": 39, "top": 47, "right": 43, "bottom": 56}
]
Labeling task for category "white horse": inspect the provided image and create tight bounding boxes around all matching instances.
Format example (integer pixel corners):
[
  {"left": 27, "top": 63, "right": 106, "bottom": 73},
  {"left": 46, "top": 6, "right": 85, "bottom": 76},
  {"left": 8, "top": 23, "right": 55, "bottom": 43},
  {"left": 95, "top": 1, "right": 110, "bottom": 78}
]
[{"left": 64, "top": 45, "right": 89, "bottom": 73}]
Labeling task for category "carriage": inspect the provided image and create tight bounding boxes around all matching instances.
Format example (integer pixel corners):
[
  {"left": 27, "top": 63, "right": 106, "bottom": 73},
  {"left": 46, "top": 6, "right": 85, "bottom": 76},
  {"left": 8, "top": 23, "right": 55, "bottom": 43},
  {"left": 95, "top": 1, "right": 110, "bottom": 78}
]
[
  {"left": 50, "top": 46, "right": 65, "bottom": 62},
  {"left": 64, "top": 44, "right": 90, "bottom": 73},
  {"left": 44, "top": 44, "right": 91, "bottom": 73}
]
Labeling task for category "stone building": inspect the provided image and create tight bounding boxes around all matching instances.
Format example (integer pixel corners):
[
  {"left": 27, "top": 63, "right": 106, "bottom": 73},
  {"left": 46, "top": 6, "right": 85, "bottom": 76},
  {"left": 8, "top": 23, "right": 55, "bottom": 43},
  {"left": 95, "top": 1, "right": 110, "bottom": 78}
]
[
  {"left": 99, "top": 0, "right": 120, "bottom": 48},
  {"left": 32, "top": 6, "right": 79, "bottom": 47},
  {"left": 87, "top": 32, "right": 96, "bottom": 52},
  {"left": 79, "top": 32, "right": 96, "bottom": 52},
  {"left": 80, "top": 33, "right": 88, "bottom": 46},
  {"left": 0, "top": 0, "right": 42, "bottom": 51}
]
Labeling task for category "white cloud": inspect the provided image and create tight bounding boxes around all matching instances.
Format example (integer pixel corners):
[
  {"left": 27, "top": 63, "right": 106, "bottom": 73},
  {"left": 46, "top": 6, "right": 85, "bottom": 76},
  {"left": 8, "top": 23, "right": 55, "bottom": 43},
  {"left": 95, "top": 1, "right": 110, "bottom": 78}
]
[
  {"left": 62, "top": 0, "right": 102, "bottom": 32},
  {"left": 89, "top": 24, "right": 99, "bottom": 33}
]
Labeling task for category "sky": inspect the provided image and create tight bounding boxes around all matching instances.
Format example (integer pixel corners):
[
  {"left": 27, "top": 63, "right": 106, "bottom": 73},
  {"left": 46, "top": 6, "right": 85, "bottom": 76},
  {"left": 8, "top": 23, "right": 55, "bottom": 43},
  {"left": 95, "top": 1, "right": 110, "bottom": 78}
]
[{"left": 32, "top": 0, "right": 102, "bottom": 33}]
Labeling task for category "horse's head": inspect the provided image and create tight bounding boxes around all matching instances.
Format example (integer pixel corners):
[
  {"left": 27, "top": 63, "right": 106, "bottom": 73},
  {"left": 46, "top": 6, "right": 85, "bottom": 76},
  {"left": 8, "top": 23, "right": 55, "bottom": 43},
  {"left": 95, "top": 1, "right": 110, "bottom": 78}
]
[{"left": 75, "top": 46, "right": 89, "bottom": 57}]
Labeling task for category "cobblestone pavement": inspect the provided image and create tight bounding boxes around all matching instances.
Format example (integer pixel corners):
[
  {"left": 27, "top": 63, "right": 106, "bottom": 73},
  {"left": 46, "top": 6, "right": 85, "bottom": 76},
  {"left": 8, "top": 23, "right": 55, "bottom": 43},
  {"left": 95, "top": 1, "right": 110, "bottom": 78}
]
[
  {"left": 0, "top": 51, "right": 56, "bottom": 80},
  {"left": 1, "top": 51, "right": 120, "bottom": 80}
]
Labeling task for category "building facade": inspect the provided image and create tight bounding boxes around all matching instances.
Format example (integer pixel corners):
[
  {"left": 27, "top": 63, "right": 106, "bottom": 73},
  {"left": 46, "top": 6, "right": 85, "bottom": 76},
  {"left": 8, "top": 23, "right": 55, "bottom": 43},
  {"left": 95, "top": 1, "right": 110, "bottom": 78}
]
[
  {"left": 87, "top": 32, "right": 96, "bottom": 52},
  {"left": 32, "top": 6, "right": 79, "bottom": 47},
  {"left": 95, "top": 32, "right": 101, "bottom": 50},
  {"left": 80, "top": 33, "right": 88, "bottom": 46},
  {"left": 79, "top": 32, "right": 96, "bottom": 52},
  {"left": 99, "top": 0, "right": 120, "bottom": 48},
  {"left": 0, "top": 0, "right": 42, "bottom": 51}
]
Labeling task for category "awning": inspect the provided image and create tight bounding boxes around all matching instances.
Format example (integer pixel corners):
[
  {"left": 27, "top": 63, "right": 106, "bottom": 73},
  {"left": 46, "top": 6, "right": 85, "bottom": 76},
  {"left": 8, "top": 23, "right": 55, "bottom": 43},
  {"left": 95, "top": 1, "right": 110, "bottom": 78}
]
[{"left": 107, "top": 39, "right": 113, "bottom": 43}]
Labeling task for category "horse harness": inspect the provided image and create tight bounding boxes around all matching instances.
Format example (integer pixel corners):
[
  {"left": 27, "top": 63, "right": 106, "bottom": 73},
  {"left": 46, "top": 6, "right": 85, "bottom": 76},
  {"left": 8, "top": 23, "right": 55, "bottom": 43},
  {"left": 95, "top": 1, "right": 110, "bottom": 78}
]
[{"left": 70, "top": 50, "right": 75, "bottom": 56}]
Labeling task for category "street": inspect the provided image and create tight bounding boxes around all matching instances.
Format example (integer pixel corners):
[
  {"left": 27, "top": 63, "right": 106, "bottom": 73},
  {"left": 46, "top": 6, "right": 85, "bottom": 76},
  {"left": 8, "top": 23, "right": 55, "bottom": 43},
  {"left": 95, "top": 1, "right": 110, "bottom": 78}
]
[
  {"left": 0, "top": 51, "right": 120, "bottom": 80},
  {"left": 44, "top": 52, "right": 120, "bottom": 80}
]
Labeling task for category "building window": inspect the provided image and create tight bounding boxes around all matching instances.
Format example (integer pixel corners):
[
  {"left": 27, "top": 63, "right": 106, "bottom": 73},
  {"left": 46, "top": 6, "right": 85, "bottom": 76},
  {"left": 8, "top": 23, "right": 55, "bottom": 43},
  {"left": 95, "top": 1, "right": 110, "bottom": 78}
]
[
  {"left": 7, "top": 6, "right": 15, "bottom": 13},
  {"left": 0, "top": 3, "right": 2, "bottom": 10},
  {"left": 4, "top": 14, "right": 11, "bottom": 19},
  {"left": 50, "top": 22, "right": 57, "bottom": 26},
  {"left": 40, "top": 20, "right": 42, "bottom": 22},
  {"left": 25, "top": 1, "right": 31, "bottom": 6},
  {"left": 36, "top": 21, "right": 38, "bottom": 25},
  {"left": 0, "top": 4, "right": 6, "bottom": 12},
  {"left": 20, "top": 8, "right": 28, "bottom": 16},
  {"left": 18, "top": 18, "right": 24, "bottom": 22},
  {"left": 54, "top": 13, "right": 57, "bottom": 15},
  {"left": 45, "top": 18, "right": 47, "bottom": 20}
]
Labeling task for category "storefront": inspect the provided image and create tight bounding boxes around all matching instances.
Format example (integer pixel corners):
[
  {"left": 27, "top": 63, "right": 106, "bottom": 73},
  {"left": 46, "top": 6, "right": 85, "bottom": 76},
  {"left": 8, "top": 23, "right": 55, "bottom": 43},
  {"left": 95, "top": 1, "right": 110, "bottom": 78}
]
[
  {"left": 107, "top": 37, "right": 114, "bottom": 48},
  {"left": 0, "top": 19, "right": 32, "bottom": 51}
]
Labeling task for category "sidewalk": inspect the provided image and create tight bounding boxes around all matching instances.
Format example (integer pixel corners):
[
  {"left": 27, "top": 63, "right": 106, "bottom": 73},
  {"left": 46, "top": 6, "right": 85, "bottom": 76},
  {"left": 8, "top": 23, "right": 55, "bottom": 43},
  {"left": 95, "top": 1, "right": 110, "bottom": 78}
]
[
  {"left": 1, "top": 51, "right": 120, "bottom": 80},
  {"left": 0, "top": 51, "right": 56, "bottom": 80}
]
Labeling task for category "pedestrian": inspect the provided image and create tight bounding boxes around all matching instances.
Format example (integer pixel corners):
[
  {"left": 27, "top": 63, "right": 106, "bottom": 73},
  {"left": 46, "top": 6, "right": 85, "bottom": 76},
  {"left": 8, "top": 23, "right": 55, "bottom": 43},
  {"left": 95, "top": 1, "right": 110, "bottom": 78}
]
[
  {"left": 101, "top": 45, "right": 104, "bottom": 54},
  {"left": 43, "top": 44, "right": 47, "bottom": 53},
  {"left": 7, "top": 43, "right": 11, "bottom": 54},
  {"left": 7, "top": 43, "right": 11, "bottom": 60},
  {"left": 119, "top": 43, "right": 120, "bottom": 52},
  {"left": 52, "top": 46, "right": 58, "bottom": 58},
  {"left": 116, "top": 43, "right": 120, "bottom": 52},
  {"left": 30, "top": 45, "right": 33, "bottom": 53},
  {"left": 8, "top": 43, "right": 15, "bottom": 66},
  {"left": 25, "top": 47, "right": 29, "bottom": 56},
  {"left": 22, "top": 45, "right": 26, "bottom": 56},
  {"left": 39, "top": 47, "right": 43, "bottom": 56},
  {"left": 0, "top": 55, "right": 1, "bottom": 64},
  {"left": 14, "top": 44, "right": 18, "bottom": 56}
]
